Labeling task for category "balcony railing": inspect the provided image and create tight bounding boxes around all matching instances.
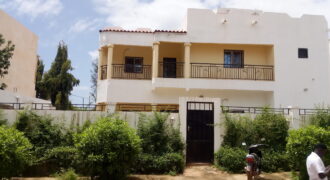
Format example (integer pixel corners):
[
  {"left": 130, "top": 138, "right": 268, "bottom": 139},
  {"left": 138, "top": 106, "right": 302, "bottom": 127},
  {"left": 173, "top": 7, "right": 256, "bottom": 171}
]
[
  {"left": 112, "top": 64, "right": 152, "bottom": 80},
  {"left": 100, "top": 65, "right": 107, "bottom": 80},
  {"left": 158, "top": 62, "right": 184, "bottom": 78},
  {"left": 191, "top": 63, "right": 274, "bottom": 81}
]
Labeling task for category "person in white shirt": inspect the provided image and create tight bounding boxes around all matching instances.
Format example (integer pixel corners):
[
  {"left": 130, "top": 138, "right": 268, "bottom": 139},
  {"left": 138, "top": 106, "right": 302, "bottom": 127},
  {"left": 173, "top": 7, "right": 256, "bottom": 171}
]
[{"left": 306, "top": 144, "right": 330, "bottom": 180}]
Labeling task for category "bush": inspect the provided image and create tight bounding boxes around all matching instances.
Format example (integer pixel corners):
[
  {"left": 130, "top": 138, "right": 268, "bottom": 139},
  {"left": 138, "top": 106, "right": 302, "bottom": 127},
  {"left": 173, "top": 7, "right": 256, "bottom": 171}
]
[
  {"left": 0, "top": 126, "right": 34, "bottom": 178},
  {"left": 261, "top": 150, "right": 290, "bottom": 172},
  {"left": 56, "top": 169, "right": 78, "bottom": 180},
  {"left": 42, "top": 146, "right": 79, "bottom": 170},
  {"left": 15, "top": 111, "right": 67, "bottom": 159},
  {"left": 222, "top": 108, "right": 289, "bottom": 151},
  {"left": 286, "top": 126, "right": 330, "bottom": 179},
  {"left": 0, "top": 109, "right": 7, "bottom": 126},
  {"left": 134, "top": 153, "right": 184, "bottom": 174},
  {"left": 134, "top": 112, "right": 185, "bottom": 174},
  {"left": 75, "top": 116, "right": 141, "bottom": 179},
  {"left": 214, "top": 146, "right": 246, "bottom": 173},
  {"left": 254, "top": 109, "right": 289, "bottom": 150},
  {"left": 222, "top": 114, "right": 256, "bottom": 147},
  {"left": 310, "top": 109, "right": 330, "bottom": 128}
]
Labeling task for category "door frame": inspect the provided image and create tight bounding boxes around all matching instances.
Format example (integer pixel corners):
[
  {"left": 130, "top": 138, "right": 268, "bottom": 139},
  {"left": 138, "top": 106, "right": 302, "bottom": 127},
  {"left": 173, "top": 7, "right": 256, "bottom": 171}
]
[
  {"left": 179, "top": 97, "right": 222, "bottom": 163},
  {"left": 186, "top": 101, "right": 214, "bottom": 163}
]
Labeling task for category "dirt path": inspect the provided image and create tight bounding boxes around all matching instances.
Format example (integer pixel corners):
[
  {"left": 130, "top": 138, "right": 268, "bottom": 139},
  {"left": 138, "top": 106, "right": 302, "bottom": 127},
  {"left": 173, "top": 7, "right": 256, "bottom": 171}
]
[
  {"left": 13, "top": 164, "right": 292, "bottom": 180},
  {"left": 130, "top": 164, "right": 292, "bottom": 180}
]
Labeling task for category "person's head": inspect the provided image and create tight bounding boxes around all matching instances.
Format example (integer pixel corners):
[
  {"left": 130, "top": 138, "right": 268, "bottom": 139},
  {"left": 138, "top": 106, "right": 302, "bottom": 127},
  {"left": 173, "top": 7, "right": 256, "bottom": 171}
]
[{"left": 313, "top": 143, "right": 328, "bottom": 157}]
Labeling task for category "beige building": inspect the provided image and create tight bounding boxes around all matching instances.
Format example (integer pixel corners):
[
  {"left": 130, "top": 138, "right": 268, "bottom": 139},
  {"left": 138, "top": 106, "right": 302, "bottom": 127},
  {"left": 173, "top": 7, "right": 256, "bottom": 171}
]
[
  {"left": 97, "top": 8, "right": 330, "bottom": 162},
  {"left": 0, "top": 9, "right": 38, "bottom": 97}
]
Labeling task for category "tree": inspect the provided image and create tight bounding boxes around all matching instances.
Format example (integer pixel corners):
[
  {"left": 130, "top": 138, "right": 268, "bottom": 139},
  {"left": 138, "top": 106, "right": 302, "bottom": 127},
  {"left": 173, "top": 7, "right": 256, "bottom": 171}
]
[
  {"left": 75, "top": 116, "right": 141, "bottom": 179},
  {"left": 0, "top": 34, "right": 15, "bottom": 89},
  {"left": 90, "top": 59, "right": 98, "bottom": 103},
  {"left": 35, "top": 56, "right": 48, "bottom": 99},
  {"left": 43, "top": 42, "right": 79, "bottom": 109}
]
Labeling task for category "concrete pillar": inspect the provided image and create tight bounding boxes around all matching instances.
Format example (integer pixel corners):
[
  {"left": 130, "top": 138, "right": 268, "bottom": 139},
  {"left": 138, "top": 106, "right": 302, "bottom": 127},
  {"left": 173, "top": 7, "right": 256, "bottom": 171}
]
[
  {"left": 152, "top": 42, "right": 160, "bottom": 79},
  {"left": 184, "top": 43, "right": 191, "bottom": 78},
  {"left": 98, "top": 48, "right": 103, "bottom": 80},
  {"left": 107, "top": 44, "right": 114, "bottom": 79}
]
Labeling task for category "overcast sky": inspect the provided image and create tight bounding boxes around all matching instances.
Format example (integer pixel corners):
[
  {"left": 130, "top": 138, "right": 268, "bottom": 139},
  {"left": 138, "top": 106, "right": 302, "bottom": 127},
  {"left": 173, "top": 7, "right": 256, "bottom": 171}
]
[{"left": 0, "top": 0, "right": 330, "bottom": 104}]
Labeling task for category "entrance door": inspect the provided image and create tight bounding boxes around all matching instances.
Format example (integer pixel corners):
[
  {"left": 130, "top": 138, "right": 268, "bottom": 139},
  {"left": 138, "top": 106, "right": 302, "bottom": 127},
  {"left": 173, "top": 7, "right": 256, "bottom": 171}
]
[
  {"left": 186, "top": 102, "right": 214, "bottom": 163},
  {"left": 163, "top": 58, "right": 177, "bottom": 78}
]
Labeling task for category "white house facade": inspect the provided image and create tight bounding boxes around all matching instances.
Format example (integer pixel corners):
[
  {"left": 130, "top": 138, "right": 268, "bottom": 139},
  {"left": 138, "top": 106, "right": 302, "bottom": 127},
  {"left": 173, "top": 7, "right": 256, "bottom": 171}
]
[{"left": 97, "top": 8, "right": 330, "bottom": 163}]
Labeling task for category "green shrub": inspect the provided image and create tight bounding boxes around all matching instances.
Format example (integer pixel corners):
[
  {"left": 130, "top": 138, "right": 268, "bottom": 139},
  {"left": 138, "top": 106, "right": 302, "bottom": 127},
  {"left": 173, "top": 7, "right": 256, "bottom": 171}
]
[
  {"left": 214, "top": 146, "right": 246, "bottom": 173},
  {"left": 222, "top": 114, "right": 256, "bottom": 147},
  {"left": 15, "top": 111, "right": 67, "bottom": 159},
  {"left": 310, "top": 109, "right": 330, "bottom": 128},
  {"left": 254, "top": 108, "right": 289, "bottom": 151},
  {"left": 222, "top": 108, "right": 289, "bottom": 151},
  {"left": 0, "top": 126, "right": 34, "bottom": 178},
  {"left": 75, "top": 116, "right": 141, "bottom": 179},
  {"left": 0, "top": 109, "right": 7, "bottom": 126},
  {"left": 42, "top": 146, "right": 79, "bottom": 170},
  {"left": 134, "top": 153, "right": 184, "bottom": 174},
  {"left": 56, "top": 168, "right": 78, "bottom": 180},
  {"left": 286, "top": 126, "right": 330, "bottom": 180},
  {"left": 261, "top": 150, "right": 290, "bottom": 172},
  {"left": 135, "top": 112, "right": 185, "bottom": 174}
]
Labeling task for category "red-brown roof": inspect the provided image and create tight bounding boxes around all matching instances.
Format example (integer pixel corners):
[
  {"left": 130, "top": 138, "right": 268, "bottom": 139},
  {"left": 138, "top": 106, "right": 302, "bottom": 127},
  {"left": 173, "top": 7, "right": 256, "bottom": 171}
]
[{"left": 99, "top": 29, "right": 187, "bottom": 33}]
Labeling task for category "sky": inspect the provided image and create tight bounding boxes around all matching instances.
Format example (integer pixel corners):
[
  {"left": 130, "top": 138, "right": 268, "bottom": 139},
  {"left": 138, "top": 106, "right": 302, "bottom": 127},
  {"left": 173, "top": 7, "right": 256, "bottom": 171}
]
[{"left": 0, "top": 0, "right": 330, "bottom": 104}]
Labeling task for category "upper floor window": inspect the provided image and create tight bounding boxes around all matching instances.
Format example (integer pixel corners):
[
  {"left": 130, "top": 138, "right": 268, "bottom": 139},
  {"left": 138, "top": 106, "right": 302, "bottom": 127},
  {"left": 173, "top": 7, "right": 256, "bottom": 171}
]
[
  {"left": 224, "top": 50, "right": 244, "bottom": 68},
  {"left": 125, "top": 57, "right": 143, "bottom": 73},
  {"left": 298, "top": 48, "right": 308, "bottom": 58}
]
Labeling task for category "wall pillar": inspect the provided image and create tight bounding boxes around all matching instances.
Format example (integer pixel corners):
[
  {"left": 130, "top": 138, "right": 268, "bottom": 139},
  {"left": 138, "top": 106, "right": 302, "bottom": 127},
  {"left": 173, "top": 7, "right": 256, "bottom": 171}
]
[
  {"left": 152, "top": 42, "right": 160, "bottom": 79},
  {"left": 184, "top": 43, "right": 191, "bottom": 78},
  {"left": 98, "top": 48, "right": 103, "bottom": 80},
  {"left": 107, "top": 44, "right": 114, "bottom": 79}
]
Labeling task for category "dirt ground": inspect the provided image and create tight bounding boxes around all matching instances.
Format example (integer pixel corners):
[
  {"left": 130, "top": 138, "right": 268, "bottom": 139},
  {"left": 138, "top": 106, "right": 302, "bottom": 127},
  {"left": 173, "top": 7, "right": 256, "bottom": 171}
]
[
  {"left": 13, "top": 164, "right": 292, "bottom": 180},
  {"left": 129, "top": 164, "right": 292, "bottom": 180}
]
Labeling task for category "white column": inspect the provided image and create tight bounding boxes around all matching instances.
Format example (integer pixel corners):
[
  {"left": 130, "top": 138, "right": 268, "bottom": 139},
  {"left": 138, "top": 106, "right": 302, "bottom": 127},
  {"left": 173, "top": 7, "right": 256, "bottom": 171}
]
[
  {"left": 98, "top": 48, "right": 103, "bottom": 80},
  {"left": 184, "top": 43, "right": 191, "bottom": 78},
  {"left": 107, "top": 44, "right": 114, "bottom": 79},
  {"left": 152, "top": 42, "right": 160, "bottom": 79}
]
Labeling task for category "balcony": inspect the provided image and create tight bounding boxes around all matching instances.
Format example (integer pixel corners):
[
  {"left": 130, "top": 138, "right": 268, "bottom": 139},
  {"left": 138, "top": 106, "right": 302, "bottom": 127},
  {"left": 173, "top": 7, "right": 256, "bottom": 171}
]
[
  {"left": 158, "top": 62, "right": 184, "bottom": 78},
  {"left": 191, "top": 63, "right": 274, "bottom": 81},
  {"left": 112, "top": 64, "right": 152, "bottom": 80}
]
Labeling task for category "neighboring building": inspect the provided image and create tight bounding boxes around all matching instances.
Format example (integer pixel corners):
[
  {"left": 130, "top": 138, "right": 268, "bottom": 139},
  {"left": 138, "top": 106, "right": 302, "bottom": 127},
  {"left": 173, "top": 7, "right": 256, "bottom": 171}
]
[
  {"left": 0, "top": 9, "right": 38, "bottom": 97},
  {"left": 97, "top": 8, "right": 330, "bottom": 162}
]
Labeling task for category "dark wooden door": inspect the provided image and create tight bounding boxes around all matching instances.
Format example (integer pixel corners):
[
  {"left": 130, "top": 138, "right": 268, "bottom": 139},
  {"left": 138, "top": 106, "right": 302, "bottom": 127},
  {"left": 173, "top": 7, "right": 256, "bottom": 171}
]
[
  {"left": 163, "top": 58, "right": 176, "bottom": 78},
  {"left": 186, "top": 102, "right": 214, "bottom": 163}
]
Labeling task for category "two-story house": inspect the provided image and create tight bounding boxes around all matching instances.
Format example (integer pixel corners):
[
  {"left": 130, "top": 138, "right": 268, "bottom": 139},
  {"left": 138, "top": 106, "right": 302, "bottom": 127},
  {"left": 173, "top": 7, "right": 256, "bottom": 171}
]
[{"left": 97, "top": 8, "right": 330, "bottom": 163}]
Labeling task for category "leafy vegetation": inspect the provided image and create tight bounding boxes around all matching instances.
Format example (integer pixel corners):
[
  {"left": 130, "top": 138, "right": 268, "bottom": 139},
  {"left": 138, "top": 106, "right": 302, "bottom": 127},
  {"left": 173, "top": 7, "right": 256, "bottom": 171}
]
[
  {"left": 134, "top": 112, "right": 185, "bottom": 174},
  {"left": 217, "top": 108, "right": 290, "bottom": 172},
  {"left": 286, "top": 126, "right": 330, "bottom": 179},
  {"left": 0, "top": 34, "right": 15, "bottom": 89},
  {"left": 39, "top": 41, "right": 79, "bottom": 109},
  {"left": 55, "top": 168, "right": 78, "bottom": 180},
  {"left": 0, "top": 126, "right": 33, "bottom": 178},
  {"left": 90, "top": 59, "right": 98, "bottom": 103},
  {"left": 15, "top": 111, "right": 67, "bottom": 159},
  {"left": 75, "top": 116, "right": 141, "bottom": 179},
  {"left": 215, "top": 146, "right": 246, "bottom": 173},
  {"left": 310, "top": 109, "right": 330, "bottom": 128}
]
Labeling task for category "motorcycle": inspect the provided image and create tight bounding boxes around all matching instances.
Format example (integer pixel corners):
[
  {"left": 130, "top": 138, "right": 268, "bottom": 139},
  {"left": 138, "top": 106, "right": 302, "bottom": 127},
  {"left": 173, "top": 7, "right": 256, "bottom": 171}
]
[{"left": 244, "top": 144, "right": 268, "bottom": 180}]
